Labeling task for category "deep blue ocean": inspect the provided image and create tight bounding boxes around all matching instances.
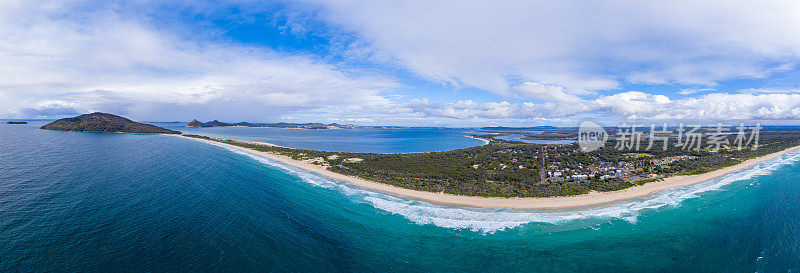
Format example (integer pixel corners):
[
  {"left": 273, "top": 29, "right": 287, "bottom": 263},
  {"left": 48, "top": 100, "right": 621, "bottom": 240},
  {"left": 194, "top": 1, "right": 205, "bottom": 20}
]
[{"left": 2, "top": 122, "right": 800, "bottom": 272}]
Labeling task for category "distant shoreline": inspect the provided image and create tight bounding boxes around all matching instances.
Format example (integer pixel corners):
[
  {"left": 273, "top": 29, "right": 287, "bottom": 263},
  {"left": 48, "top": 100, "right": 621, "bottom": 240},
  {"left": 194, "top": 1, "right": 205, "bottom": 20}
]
[{"left": 174, "top": 134, "right": 800, "bottom": 209}]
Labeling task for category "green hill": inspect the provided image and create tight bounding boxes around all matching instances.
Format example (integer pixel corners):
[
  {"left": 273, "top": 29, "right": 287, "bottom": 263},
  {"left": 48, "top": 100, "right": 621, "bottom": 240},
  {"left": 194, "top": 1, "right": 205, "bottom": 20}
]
[{"left": 41, "top": 112, "right": 181, "bottom": 134}]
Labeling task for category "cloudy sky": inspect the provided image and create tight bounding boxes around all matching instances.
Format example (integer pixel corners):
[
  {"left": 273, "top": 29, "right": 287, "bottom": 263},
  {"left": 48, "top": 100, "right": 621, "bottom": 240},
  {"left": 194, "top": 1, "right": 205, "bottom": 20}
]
[{"left": 3, "top": 0, "right": 800, "bottom": 126}]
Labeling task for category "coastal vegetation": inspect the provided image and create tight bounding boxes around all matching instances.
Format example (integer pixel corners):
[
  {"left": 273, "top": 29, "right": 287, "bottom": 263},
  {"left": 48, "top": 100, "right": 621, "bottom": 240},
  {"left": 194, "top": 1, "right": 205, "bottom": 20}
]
[
  {"left": 41, "top": 113, "right": 181, "bottom": 134},
  {"left": 40, "top": 114, "right": 800, "bottom": 198},
  {"left": 184, "top": 131, "right": 800, "bottom": 198}
]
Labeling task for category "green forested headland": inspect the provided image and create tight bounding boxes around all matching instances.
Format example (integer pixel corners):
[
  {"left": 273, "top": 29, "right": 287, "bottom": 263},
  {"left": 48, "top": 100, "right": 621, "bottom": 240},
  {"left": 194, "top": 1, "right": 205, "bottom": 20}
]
[{"left": 41, "top": 113, "right": 181, "bottom": 134}]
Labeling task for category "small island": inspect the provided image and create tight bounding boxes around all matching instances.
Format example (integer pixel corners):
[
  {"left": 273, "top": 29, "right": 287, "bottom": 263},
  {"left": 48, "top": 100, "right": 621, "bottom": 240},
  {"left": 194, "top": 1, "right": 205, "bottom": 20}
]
[
  {"left": 41, "top": 112, "right": 181, "bottom": 134},
  {"left": 6, "top": 121, "right": 28, "bottom": 124}
]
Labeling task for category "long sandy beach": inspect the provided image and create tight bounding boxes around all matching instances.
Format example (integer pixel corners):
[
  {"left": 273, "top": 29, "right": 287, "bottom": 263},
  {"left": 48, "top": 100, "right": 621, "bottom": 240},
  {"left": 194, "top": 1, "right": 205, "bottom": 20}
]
[{"left": 178, "top": 135, "right": 800, "bottom": 209}]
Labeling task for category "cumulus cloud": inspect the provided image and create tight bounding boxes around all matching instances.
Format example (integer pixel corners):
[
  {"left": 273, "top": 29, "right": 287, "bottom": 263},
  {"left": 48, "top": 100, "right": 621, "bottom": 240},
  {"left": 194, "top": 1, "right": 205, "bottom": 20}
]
[
  {"left": 311, "top": 0, "right": 800, "bottom": 94},
  {"left": 4, "top": 0, "right": 800, "bottom": 126},
  {"left": 0, "top": 0, "right": 398, "bottom": 120},
  {"left": 407, "top": 99, "right": 516, "bottom": 119},
  {"left": 401, "top": 91, "right": 800, "bottom": 123},
  {"left": 19, "top": 100, "right": 83, "bottom": 118},
  {"left": 593, "top": 92, "right": 671, "bottom": 118},
  {"left": 513, "top": 82, "right": 582, "bottom": 103}
]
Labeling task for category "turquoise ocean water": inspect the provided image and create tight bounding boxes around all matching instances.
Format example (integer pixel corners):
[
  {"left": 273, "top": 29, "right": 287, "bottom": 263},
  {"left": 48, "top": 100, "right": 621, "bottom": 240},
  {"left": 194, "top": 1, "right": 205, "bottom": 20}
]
[{"left": 2, "top": 122, "right": 800, "bottom": 272}]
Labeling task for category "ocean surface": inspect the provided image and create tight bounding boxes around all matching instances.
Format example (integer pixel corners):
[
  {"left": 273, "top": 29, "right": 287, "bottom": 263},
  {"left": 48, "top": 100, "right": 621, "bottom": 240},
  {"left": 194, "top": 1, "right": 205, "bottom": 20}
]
[{"left": 2, "top": 121, "right": 800, "bottom": 272}]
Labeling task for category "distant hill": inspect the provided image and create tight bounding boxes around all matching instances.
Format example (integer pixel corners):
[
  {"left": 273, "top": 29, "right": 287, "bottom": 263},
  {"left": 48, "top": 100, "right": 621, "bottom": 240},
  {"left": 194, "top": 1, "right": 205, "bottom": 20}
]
[
  {"left": 187, "top": 119, "right": 233, "bottom": 128},
  {"left": 41, "top": 113, "right": 181, "bottom": 134},
  {"left": 187, "top": 119, "right": 214, "bottom": 127},
  {"left": 481, "top": 126, "right": 560, "bottom": 130},
  {"left": 186, "top": 119, "right": 382, "bottom": 129}
]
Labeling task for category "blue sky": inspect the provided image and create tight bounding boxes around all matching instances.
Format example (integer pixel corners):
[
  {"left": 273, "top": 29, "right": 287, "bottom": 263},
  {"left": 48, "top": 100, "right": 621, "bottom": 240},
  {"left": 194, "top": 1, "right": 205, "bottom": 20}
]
[{"left": 2, "top": 0, "right": 800, "bottom": 126}]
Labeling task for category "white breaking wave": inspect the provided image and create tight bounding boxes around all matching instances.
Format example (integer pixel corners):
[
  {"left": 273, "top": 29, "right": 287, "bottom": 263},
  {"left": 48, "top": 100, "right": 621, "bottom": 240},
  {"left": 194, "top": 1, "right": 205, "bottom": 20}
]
[{"left": 213, "top": 142, "right": 800, "bottom": 233}]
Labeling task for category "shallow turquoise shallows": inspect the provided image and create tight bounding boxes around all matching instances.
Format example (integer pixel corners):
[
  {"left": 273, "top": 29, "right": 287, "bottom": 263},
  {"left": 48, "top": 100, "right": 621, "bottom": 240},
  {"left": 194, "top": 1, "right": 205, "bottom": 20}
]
[{"left": 2, "top": 122, "right": 800, "bottom": 272}]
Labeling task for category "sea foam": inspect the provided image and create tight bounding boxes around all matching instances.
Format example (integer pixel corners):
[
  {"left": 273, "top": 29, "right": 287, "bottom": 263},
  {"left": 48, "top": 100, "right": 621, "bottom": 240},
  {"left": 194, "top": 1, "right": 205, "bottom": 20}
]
[{"left": 213, "top": 142, "right": 800, "bottom": 233}]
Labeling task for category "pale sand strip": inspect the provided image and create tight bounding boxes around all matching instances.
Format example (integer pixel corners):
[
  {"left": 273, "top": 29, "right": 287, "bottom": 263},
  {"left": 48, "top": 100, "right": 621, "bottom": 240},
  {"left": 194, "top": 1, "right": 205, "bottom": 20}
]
[
  {"left": 465, "top": 135, "right": 491, "bottom": 146},
  {"left": 175, "top": 135, "right": 800, "bottom": 209}
]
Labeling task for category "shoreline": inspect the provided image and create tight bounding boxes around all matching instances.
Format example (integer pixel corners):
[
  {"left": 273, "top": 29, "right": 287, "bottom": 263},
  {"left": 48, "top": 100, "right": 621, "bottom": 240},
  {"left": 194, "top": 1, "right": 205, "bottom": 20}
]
[
  {"left": 465, "top": 135, "right": 491, "bottom": 146},
  {"left": 175, "top": 134, "right": 800, "bottom": 209}
]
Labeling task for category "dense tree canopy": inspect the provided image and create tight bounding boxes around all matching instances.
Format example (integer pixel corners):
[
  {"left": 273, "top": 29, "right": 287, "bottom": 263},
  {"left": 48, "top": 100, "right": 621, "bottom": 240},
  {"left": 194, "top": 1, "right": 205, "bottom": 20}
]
[{"left": 41, "top": 112, "right": 181, "bottom": 134}]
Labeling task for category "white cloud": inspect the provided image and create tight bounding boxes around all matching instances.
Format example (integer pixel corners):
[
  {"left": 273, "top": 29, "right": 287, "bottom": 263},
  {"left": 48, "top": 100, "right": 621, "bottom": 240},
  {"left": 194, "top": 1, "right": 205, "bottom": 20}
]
[
  {"left": 5, "top": 0, "right": 800, "bottom": 126},
  {"left": 667, "top": 93, "right": 800, "bottom": 120},
  {"left": 0, "top": 0, "right": 398, "bottom": 120},
  {"left": 737, "top": 88, "right": 800, "bottom": 94},
  {"left": 593, "top": 92, "right": 671, "bottom": 118},
  {"left": 513, "top": 82, "right": 582, "bottom": 103},
  {"left": 407, "top": 99, "right": 517, "bottom": 119},
  {"left": 401, "top": 91, "right": 800, "bottom": 123},
  {"left": 19, "top": 100, "right": 82, "bottom": 117},
  {"left": 678, "top": 88, "right": 716, "bottom": 95},
  {"left": 311, "top": 0, "right": 800, "bottom": 94}
]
